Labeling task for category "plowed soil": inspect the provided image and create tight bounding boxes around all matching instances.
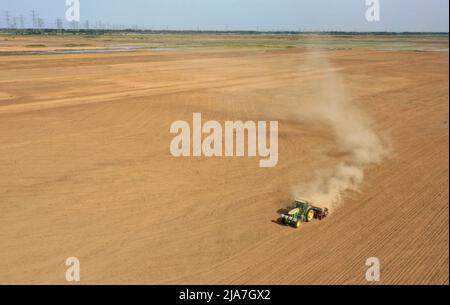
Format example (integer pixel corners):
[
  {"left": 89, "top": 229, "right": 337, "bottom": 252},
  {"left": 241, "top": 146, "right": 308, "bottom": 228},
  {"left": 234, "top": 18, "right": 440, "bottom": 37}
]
[{"left": 0, "top": 36, "right": 448, "bottom": 284}]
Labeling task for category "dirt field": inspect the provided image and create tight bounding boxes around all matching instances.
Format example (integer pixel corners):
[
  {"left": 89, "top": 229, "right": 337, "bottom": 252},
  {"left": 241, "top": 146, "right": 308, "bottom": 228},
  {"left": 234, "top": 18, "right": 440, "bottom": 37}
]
[{"left": 0, "top": 35, "right": 448, "bottom": 284}]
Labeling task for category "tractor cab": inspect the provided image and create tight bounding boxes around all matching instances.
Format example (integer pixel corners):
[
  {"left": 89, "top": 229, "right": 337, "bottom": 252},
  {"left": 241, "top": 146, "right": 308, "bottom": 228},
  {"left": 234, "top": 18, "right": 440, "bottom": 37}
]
[{"left": 292, "top": 199, "right": 310, "bottom": 211}]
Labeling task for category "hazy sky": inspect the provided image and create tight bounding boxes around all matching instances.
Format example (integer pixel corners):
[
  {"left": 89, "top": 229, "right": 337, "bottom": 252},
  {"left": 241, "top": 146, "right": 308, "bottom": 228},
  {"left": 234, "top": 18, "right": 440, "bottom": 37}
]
[{"left": 1, "top": 0, "right": 449, "bottom": 31}]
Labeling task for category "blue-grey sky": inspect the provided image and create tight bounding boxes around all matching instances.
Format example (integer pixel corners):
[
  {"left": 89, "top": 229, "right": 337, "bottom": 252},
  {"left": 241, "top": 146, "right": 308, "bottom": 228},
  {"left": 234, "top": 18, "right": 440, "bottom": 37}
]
[{"left": 1, "top": 0, "right": 448, "bottom": 31}]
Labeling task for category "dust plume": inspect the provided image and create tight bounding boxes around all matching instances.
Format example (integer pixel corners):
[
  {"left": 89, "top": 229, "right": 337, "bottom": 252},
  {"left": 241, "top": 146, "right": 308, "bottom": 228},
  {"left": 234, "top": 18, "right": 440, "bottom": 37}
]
[{"left": 290, "top": 49, "right": 389, "bottom": 211}]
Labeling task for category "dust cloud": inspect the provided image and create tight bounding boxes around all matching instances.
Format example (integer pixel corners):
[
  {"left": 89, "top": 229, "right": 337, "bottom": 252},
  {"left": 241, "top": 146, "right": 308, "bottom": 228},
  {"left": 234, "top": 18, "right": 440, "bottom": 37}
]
[{"left": 290, "top": 49, "right": 389, "bottom": 211}]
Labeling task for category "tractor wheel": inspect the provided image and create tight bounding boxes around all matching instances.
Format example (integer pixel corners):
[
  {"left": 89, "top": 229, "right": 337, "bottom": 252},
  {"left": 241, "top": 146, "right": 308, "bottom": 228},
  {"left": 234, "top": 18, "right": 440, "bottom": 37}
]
[
  {"left": 306, "top": 209, "right": 314, "bottom": 222},
  {"left": 294, "top": 220, "right": 301, "bottom": 229}
]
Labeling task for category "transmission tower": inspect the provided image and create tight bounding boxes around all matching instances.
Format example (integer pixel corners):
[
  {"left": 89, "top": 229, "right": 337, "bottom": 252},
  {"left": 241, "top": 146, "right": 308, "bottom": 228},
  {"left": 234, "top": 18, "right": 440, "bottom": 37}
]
[
  {"left": 31, "top": 10, "right": 37, "bottom": 28},
  {"left": 5, "top": 11, "right": 10, "bottom": 28}
]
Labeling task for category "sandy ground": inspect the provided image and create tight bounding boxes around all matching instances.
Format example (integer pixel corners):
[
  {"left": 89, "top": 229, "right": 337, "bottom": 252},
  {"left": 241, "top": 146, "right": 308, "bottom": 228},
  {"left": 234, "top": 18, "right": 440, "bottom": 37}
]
[{"left": 0, "top": 36, "right": 448, "bottom": 284}]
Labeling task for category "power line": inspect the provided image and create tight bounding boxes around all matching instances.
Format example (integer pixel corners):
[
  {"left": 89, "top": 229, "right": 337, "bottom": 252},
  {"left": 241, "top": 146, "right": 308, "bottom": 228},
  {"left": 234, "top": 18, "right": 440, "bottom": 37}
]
[
  {"left": 31, "top": 10, "right": 35, "bottom": 28},
  {"left": 20, "top": 15, "right": 24, "bottom": 28},
  {"left": 0, "top": 10, "right": 151, "bottom": 31},
  {"left": 5, "top": 11, "right": 10, "bottom": 28}
]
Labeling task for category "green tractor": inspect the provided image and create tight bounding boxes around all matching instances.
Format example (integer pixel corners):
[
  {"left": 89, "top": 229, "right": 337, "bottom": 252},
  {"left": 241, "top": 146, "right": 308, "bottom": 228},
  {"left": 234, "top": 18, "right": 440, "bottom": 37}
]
[{"left": 280, "top": 199, "right": 329, "bottom": 228}]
